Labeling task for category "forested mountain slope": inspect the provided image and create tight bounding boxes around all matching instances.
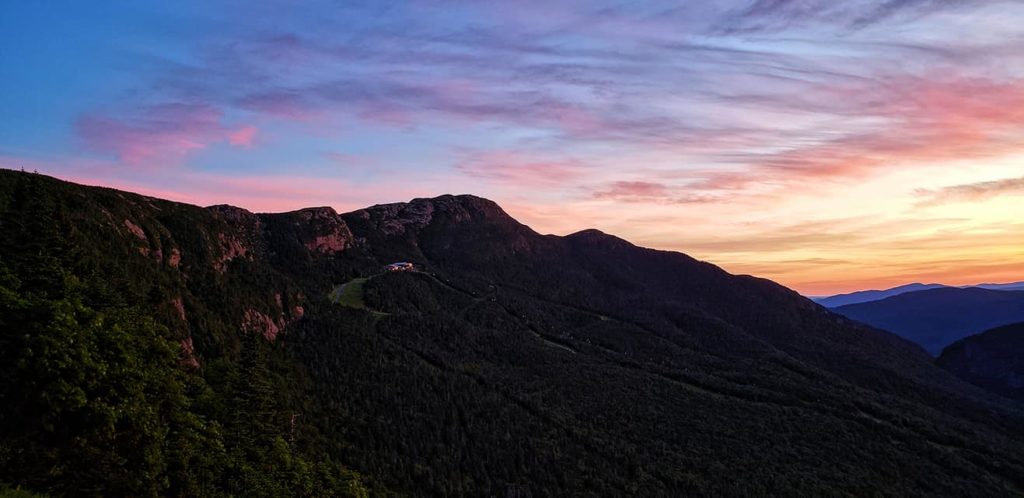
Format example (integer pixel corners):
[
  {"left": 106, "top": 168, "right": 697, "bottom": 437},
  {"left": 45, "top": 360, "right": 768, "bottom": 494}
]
[
  {"left": 1, "top": 169, "right": 1022, "bottom": 497},
  {"left": 939, "top": 322, "right": 1024, "bottom": 402}
]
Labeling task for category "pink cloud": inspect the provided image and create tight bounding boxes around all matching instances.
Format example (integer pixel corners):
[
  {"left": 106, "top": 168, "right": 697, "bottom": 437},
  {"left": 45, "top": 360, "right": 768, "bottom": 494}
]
[
  {"left": 228, "top": 125, "right": 258, "bottom": 147},
  {"left": 674, "top": 75, "right": 1024, "bottom": 196},
  {"left": 454, "top": 150, "right": 587, "bottom": 187},
  {"left": 594, "top": 181, "right": 669, "bottom": 199},
  {"left": 593, "top": 180, "right": 718, "bottom": 204},
  {"left": 77, "top": 103, "right": 223, "bottom": 165},
  {"left": 76, "top": 103, "right": 268, "bottom": 166}
]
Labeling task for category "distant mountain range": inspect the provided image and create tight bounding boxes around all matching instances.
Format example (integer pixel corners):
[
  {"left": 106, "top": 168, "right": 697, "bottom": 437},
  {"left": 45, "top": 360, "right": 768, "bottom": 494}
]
[
  {"left": 938, "top": 322, "right": 1024, "bottom": 402},
  {"left": 814, "top": 283, "right": 948, "bottom": 308},
  {"left": 814, "top": 281, "right": 1024, "bottom": 308},
  {"left": 975, "top": 282, "right": 1024, "bottom": 292},
  {"left": 832, "top": 287, "right": 1024, "bottom": 355}
]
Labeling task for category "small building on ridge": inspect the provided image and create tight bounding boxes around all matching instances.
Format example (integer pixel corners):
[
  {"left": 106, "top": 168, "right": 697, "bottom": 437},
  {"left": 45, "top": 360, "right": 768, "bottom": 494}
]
[{"left": 385, "top": 262, "right": 415, "bottom": 272}]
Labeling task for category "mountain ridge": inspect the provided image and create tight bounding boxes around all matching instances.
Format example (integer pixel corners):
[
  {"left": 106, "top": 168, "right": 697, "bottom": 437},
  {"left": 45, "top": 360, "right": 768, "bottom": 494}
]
[
  {"left": 2, "top": 169, "right": 1023, "bottom": 496},
  {"left": 814, "top": 281, "right": 1024, "bottom": 308},
  {"left": 833, "top": 287, "right": 1024, "bottom": 355},
  {"left": 814, "top": 282, "right": 948, "bottom": 308}
]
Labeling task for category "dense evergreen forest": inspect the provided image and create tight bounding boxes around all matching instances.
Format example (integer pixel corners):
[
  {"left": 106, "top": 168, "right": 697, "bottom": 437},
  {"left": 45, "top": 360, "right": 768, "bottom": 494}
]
[
  {"left": 1, "top": 169, "right": 1023, "bottom": 496},
  {"left": 938, "top": 322, "right": 1024, "bottom": 402},
  {"left": 0, "top": 171, "right": 368, "bottom": 497}
]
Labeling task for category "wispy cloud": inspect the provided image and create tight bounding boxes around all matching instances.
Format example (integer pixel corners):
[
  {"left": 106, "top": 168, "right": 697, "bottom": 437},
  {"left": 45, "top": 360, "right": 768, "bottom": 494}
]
[
  {"left": 454, "top": 150, "right": 587, "bottom": 187},
  {"left": 916, "top": 176, "right": 1024, "bottom": 206},
  {"left": 76, "top": 103, "right": 223, "bottom": 165},
  {"left": 76, "top": 103, "right": 258, "bottom": 166},
  {"left": 592, "top": 181, "right": 717, "bottom": 204},
  {"left": 722, "top": 0, "right": 998, "bottom": 32}
]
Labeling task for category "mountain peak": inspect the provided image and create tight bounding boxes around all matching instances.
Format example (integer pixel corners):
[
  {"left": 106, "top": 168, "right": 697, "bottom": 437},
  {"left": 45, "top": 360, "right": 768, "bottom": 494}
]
[
  {"left": 346, "top": 193, "right": 520, "bottom": 237},
  {"left": 567, "top": 228, "right": 608, "bottom": 237},
  {"left": 414, "top": 193, "right": 493, "bottom": 204},
  {"left": 412, "top": 194, "right": 508, "bottom": 220},
  {"left": 289, "top": 206, "right": 340, "bottom": 220},
  {"left": 207, "top": 203, "right": 252, "bottom": 216},
  {"left": 206, "top": 204, "right": 258, "bottom": 225},
  {"left": 566, "top": 228, "right": 636, "bottom": 251}
]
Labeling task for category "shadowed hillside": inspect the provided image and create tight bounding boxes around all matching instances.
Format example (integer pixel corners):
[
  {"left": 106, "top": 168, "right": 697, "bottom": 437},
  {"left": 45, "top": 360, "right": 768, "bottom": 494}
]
[{"left": 939, "top": 323, "right": 1024, "bottom": 401}]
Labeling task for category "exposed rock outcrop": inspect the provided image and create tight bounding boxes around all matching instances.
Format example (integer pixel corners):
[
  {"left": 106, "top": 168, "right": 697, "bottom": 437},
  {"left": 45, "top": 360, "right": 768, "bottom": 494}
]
[
  {"left": 206, "top": 205, "right": 261, "bottom": 273},
  {"left": 207, "top": 204, "right": 257, "bottom": 225},
  {"left": 180, "top": 336, "right": 200, "bottom": 369},
  {"left": 168, "top": 248, "right": 182, "bottom": 268},
  {"left": 123, "top": 219, "right": 146, "bottom": 240},
  {"left": 242, "top": 309, "right": 282, "bottom": 342},
  {"left": 215, "top": 232, "right": 249, "bottom": 272},
  {"left": 297, "top": 207, "right": 353, "bottom": 253},
  {"left": 172, "top": 297, "right": 187, "bottom": 322},
  {"left": 346, "top": 194, "right": 511, "bottom": 238}
]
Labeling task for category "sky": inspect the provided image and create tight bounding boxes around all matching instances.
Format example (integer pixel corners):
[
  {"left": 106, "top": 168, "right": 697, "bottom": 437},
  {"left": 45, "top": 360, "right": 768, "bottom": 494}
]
[{"left": 2, "top": 0, "right": 1023, "bottom": 296}]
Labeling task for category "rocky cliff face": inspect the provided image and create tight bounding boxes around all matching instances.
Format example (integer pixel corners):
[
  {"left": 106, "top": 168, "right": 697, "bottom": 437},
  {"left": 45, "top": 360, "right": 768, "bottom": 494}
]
[
  {"left": 202, "top": 204, "right": 358, "bottom": 269},
  {"left": 346, "top": 195, "right": 516, "bottom": 235},
  {"left": 266, "top": 206, "right": 353, "bottom": 254},
  {"left": 0, "top": 170, "right": 372, "bottom": 496},
  {"left": 11, "top": 181, "right": 357, "bottom": 350}
]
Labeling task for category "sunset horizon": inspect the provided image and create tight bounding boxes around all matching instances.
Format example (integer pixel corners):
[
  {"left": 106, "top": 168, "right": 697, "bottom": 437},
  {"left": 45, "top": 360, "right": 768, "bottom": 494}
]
[
  {"left": 5, "top": 3, "right": 1024, "bottom": 495},
  {"left": 4, "top": 2, "right": 1023, "bottom": 296}
]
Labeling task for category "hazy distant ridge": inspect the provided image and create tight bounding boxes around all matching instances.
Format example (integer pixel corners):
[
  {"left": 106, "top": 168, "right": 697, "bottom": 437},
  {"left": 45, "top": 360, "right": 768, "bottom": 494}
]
[
  {"left": 814, "top": 281, "right": 1024, "bottom": 308},
  {"left": 831, "top": 287, "right": 1024, "bottom": 355}
]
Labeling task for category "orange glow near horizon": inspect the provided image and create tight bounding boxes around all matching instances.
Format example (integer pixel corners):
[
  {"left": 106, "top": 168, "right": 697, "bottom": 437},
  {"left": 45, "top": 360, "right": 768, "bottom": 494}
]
[{"left": 499, "top": 157, "right": 1024, "bottom": 296}]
